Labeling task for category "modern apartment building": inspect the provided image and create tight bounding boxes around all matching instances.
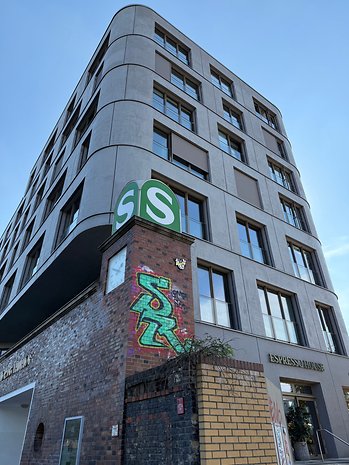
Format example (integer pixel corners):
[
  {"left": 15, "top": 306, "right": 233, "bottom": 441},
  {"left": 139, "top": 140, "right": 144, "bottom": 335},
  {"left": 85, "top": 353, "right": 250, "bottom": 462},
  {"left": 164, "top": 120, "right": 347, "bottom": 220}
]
[{"left": 0, "top": 5, "right": 349, "bottom": 465}]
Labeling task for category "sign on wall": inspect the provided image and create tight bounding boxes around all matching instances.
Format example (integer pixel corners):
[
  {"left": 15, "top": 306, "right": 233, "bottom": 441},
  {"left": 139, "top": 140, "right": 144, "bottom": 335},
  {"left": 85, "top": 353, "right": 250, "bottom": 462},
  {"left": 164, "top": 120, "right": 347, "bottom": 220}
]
[{"left": 112, "top": 180, "right": 181, "bottom": 233}]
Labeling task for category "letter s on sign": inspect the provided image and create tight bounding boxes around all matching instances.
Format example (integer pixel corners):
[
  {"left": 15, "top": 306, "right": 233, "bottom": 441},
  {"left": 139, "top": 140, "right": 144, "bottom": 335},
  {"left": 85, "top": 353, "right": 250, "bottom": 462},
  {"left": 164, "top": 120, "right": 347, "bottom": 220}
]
[
  {"left": 145, "top": 187, "right": 175, "bottom": 225},
  {"left": 114, "top": 187, "right": 137, "bottom": 229}
]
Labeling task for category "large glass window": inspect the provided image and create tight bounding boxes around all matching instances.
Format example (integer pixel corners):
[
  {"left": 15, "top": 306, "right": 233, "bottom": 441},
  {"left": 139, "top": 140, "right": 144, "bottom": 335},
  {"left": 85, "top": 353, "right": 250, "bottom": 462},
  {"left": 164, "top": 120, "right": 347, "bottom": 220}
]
[
  {"left": 288, "top": 242, "right": 322, "bottom": 286},
  {"left": 171, "top": 69, "right": 200, "bottom": 100},
  {"left": 21, "top": 236, "right": 44, "bottom": 288},
  {"left": 198, "top": 266, "right": 231, "bottom": 327},
  {"left": 280, "top": 198, "right": 308, "bottom": 231},
  {"left": 258, "top": 286, "right": 301, "bottom": 344},
  {"left": 211, "top": 69, "right": 233, "bottom": 97},
  {"left": 0, "top": 273, "right": 16, "bottom": 310},
  {"left": 223, "top": 104, "right": 243, "bottom": 130},
  {"left": 254, "top": 99, "right": 279, "bottom": 130},
  {"left": 56, "top": 185, "right": 83, "bottom": 245},
  {"left": 237, "top": 219, "right": 269, "bottom": 264},
  {"left": 218, "top": 130, "right": 244, "bottom": 161},
  {"left": 153, "top": 128, "right": 169, "bottom": 160},
  {"left": 153, "top": 89, "right": 194, "bottom": 131},
  {"left": 317, "top": 304, "right": 342, "bottom": 354},
  {"left": 154, "top": 28, "right": 189, "bottom": 65},
  {"left": 175, "top": 191, "right": 206, "bottom": 239},
  {"left": 268, "top": 160, "right": 295, "bottom": 192}
]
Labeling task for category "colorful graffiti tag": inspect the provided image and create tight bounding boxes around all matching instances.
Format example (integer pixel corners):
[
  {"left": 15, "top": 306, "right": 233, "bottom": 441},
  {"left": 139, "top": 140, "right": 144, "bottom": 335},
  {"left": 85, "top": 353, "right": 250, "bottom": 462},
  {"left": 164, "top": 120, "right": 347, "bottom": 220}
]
[{"left": 130, "top": 270, "right": 190, "bottom": 354}]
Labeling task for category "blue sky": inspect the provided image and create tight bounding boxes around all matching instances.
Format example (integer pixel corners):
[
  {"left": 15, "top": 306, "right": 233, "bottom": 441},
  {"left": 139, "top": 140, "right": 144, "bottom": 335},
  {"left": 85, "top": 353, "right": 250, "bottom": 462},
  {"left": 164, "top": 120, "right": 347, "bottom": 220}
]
[{"left": 1, "top": 1, "right": 349, "bottom": 327}]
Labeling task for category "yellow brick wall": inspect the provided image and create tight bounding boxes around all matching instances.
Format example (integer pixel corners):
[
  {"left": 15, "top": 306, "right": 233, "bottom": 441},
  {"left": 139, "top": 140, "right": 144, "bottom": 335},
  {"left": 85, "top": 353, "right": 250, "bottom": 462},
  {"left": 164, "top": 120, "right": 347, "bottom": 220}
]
[{"left": 197, "top": 362, "right": 277, "bottom": 465}]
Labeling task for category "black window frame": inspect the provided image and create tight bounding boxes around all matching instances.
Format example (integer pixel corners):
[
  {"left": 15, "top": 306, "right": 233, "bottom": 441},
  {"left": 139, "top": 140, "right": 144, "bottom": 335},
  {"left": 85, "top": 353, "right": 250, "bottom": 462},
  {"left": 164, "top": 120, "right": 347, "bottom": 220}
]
[
  {"left": 280, "top": 197, "right": 308, "bottom": 232},
  {"left": 153, "top": 87, "right": 195, "bottom": 132},
  {"left": 0, "top": 272, "right": 16, "bottom": 311},
  {"left": 197, "top": 264, "right": 238, "bottom": 329},
  {"left": 218, "top": 128, "right": 245, "bottom": 162},
  {"left": 210, "top": 68, "right": 234, "bottom": 98},
  {"left": 223, "top": 102, "right": 244, "bottom": 131},
  {"left": 268, "top": 158, "right": 296, "bottom": 193},
  {"left": 154, "top": 27, "right": 190, "bottom": 65},
  {"left": 20, "top": 236, "right": 44, "bottom": 289},
  {"left": 55, "top": 184, "right": 84, "bottom": 247},
  {"left": 254, "top": 99, "right": 279, "bottom": 131},
  {"left": 170, "top": 68, "right": 200, "bottom": 101},
  {"left": 237, "top": 217, "right": 270, "bottom": 265},
  {"left": 287, "top": 241, "right": 324, "bottom": 286},
  {"left": 258, "top": 285, "right": 304, "bottom": 345},
  {"left": 316, "top": 303, "right": 343, "bottom": 354}
]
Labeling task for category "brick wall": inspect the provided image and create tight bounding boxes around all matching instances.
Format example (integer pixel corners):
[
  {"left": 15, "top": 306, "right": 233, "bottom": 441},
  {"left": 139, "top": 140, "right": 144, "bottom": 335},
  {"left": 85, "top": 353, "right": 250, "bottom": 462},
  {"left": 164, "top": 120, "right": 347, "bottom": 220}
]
[
  {"left": 197, "top": 359, "right": 277, "bottom": 465},
  {"left": 123, "top": 362, "right": 199, "bottom": 465},
  {"left": 0, "top": 217, "right": 195, "bottom": 465}
]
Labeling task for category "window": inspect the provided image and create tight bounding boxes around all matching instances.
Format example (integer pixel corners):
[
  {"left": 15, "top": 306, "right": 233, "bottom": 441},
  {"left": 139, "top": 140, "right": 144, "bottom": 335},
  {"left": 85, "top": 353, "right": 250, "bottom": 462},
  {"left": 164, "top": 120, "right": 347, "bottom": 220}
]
[
  {"left": 170, "top": 69, "right": 199, "bottom": 100},
  {"left": 58, "top": 417, "right": 84, "bottom": 465},
  {"left": 154, "top": 27, "right": 189, "bottom": 65},
  {"left": 15, "top": 202, "right": 24, "bottom": 225},
  {"left": 1, "top": 241, "right": 9, "bottom": 263},
  {"left": 223, "top": 104, "right": 243, "bottom": 130},
  {"left": 153, "top": 88, "right": 194, "bottom": 131},
  {"left": 25, "top": 171, "right": 36, "bottom": 194},
  {"left": 218, "top": 129, "right": 244, "bottom": 161},
  {"left": 277, "top": 140, "right": 287, "bottom": 159},
  {"left": 268, "top": 159, "right": 296, "bottom": 192},
  {"left": 254, "top": 99, "right": 278, "bottom": 130},
  {"left": 11, "top": 224, "right": 19, "bottom": 246},
  {"left": 198, "top": 265, "right": 232, "bottom": 327},
  {"left": 42, "top": 129, "right": 57, "bottom": 165},
  {"left": 20, "top": 208, "right": 30, "bottom": 233},
  {"left": 52, "top": 150, "right": 65, "bottom": 182},
  {"left": 152, "top": 127, "right": 208, "bottom": 179},
  {"left": 258, "top": 286, "right": 301, "bottom": 344},
  {"left": 61, "top": 103, "right": 81, "bottom": 148},
  {"left": 44, "top": 174, "right": 66, "bottom": 221},
  {"left": 153, "top": 128, "right": 169, "bottom": 160},
  {"left": 29, "top": 176, "right": 39, "bottom": 199},
  {"left": 78, "top": 132, "right": 91, "bottom": 170},
  {"left": 74, "top": 94, "right": 99, "bottom": 146},
  {"left": 237, "top": 218, "right": 269, "bottom": 264},
  {"left": 21, "top": 236, "right": 44, "bottom": 288},
  {"left": 174, "top": 190, "right": 206, "bottom": 239},
  {"left": 34, "top": 183, "right": 45, "bottom": 210},
  {"left": 22, "top": 219, "right": 35, "bottom": 252},
  {"left": 0, "top": 262, "right": 6, "bottom": 282},
  {"left": 56, "top": 185, "right": 83, "bottom": 245},
  {"left": 288, "top": 242, "right": 322, "bottom": 286},
  {"left": 317, "top": 304, "right": 342, "bottom": 354},
  {"left": 64, "top": 96, "right": 76, "bottom": 125},
  {"left": 343, "top": 389, "right": 349, "bottom": 411},
  {"left": 87, "top": 33, "right": 109, "bottom": 83},
  {"left": 211, "top": 69, "right": 233, "bottom": 97},
  {"left": 280, "top": 198, "right": 308, "bottom": 231},
  {"left": 0, "top": 273, "right": 16, "bottom": 310},
  {"left": 42, "top": 153, "right": 52, "bottom": 177},
  {"left": 9, "top": 242, "right": 19, "bottom": 268},
  {"left": 93, "top": 64, "right": 103, "bottom": 92}
]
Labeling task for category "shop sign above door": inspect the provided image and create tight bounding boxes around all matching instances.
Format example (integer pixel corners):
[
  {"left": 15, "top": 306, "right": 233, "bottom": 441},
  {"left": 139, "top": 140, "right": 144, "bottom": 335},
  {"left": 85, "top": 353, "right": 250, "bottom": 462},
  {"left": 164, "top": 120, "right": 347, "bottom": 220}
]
[{"left": 269, "top": 353, "right": 324, "bottom": 372}]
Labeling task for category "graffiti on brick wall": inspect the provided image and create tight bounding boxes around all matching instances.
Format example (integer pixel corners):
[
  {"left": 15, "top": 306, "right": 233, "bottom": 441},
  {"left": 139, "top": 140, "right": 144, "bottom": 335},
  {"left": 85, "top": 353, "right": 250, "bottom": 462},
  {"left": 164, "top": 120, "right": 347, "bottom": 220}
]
[{"left": 130, "top": 268, "right": 190, "bottom": 354}]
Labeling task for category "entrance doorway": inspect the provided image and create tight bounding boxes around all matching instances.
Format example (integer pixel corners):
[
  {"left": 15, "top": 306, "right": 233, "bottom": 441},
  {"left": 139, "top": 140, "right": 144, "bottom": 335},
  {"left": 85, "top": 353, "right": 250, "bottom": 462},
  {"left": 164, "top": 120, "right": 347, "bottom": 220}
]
[
  {"left": 281, "top": 381, "right": 323, "bottom": 458},
  {"left": 0, "top": 384, "right": 34, "bottom": 465}
]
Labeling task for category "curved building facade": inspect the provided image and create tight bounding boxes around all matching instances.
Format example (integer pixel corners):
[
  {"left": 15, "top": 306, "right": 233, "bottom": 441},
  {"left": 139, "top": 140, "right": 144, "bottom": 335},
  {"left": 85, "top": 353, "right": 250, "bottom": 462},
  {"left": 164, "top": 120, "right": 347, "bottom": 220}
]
[{"left": 0, "top": 5, "right": 349, "bottom": 464}]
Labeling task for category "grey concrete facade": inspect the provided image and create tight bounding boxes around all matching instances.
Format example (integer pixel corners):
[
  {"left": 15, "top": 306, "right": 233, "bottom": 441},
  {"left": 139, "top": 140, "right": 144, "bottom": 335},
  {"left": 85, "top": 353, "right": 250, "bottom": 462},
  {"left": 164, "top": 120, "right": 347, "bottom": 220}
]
[{"left": 0, "top": 4, "right": 349, "bottom": 459}]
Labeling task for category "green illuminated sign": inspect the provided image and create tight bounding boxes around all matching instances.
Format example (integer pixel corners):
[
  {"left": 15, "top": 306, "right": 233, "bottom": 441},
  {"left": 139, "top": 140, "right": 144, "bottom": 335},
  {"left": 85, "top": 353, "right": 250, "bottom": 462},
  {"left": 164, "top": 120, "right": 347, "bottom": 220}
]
[{"left": 113, "top": 180, "right": 181, "bottom": 233}]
